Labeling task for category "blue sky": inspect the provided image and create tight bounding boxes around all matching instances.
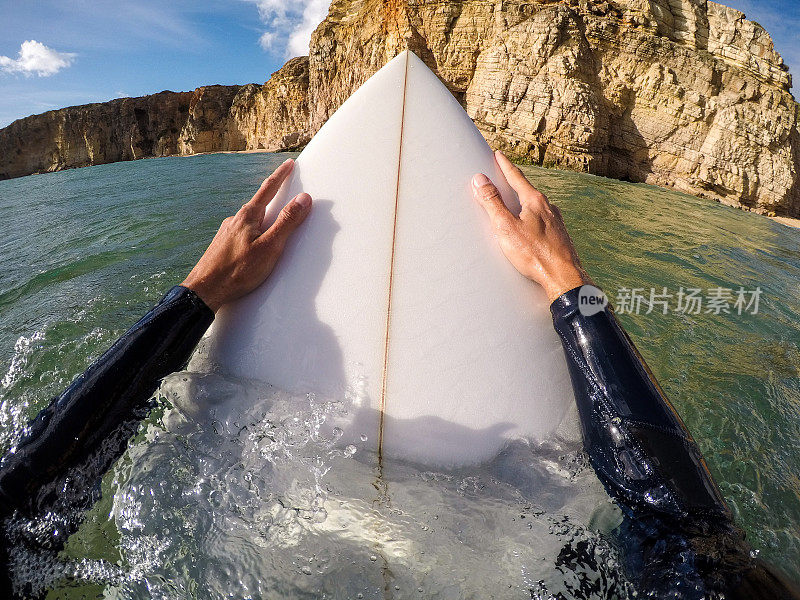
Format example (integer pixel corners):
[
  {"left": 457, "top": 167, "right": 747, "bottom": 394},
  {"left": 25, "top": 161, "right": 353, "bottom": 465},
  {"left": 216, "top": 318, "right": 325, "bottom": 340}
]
[
  {"left": 723, "top": 0, "right": 800, "bottom": 79},
  {"left": 0, "top": 0, "right": 798, "bottom": 129}
]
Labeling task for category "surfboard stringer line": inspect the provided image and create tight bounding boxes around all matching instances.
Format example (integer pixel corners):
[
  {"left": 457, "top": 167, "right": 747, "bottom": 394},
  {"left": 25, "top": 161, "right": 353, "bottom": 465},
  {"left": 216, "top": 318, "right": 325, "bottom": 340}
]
[{"left": 377, "top": 50, "right": 410, "bottom": 472}]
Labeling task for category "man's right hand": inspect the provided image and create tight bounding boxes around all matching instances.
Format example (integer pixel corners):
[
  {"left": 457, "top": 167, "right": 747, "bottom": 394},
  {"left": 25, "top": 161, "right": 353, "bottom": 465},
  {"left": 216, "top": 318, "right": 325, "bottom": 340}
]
[{"left": 472, "top": 151, "right": 590, "bottom": 303}]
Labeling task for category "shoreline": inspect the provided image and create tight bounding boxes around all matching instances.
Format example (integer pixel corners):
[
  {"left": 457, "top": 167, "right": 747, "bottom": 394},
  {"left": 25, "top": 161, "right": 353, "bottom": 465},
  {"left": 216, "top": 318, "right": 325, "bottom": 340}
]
[
  {"left": 190, "top": 148, "right": 275, "bottom": 156},
  {"left": 769, "top": 215, "right": 800, "bottom": 229},
  {"left": 5, "top": 148, "right": 800, "bottom": 232}
]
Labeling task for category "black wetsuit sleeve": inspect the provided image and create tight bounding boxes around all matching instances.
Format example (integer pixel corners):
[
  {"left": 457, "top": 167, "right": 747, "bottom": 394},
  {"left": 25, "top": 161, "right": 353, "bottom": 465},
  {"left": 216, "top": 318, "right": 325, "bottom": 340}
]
[
  {"left": 550, "top": 286, "right": 800, "bottom": 598},
  {"left": 550, "top": 286, "right": 727, "bottom": 520},
  {"left": 0, "top": 285, "right": 214, "bottom": 518}
]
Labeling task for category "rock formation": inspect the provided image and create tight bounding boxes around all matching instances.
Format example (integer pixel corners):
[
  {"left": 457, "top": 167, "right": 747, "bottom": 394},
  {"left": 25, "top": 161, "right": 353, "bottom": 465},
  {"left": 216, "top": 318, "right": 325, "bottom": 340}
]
[
  {"left": 226, "top": 57, "right": 311, "bottom": 152},
  {"left": 1, "top": 0, "right": 798, "bottom": 217},
  {"left": 0, "top": 58, "right": 309, "bottom": 180}
]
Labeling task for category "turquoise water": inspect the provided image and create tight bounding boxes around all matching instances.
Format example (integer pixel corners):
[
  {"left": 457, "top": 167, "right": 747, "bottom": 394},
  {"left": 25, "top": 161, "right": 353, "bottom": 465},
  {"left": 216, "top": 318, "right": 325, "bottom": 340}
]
[{"left": 0, "top": 153, "right": 798, "bottom": 596}]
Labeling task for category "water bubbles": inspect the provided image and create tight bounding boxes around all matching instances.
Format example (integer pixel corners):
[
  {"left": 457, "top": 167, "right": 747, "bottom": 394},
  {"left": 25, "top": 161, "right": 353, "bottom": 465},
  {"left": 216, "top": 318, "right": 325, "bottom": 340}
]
[
  {"left": 457, "top": 476, "right": 484, "bottom": 496},
  {"left": 1, "top": 331, "right": 44, "bottom": 389},
  {"left": 310, "top": 507, "right": 328, "bottom": 523},
  {"left": 369, "top": 555, "right": 377, "bottom": 562},
  {"left": 301, "top": 565, "right": 312, "bottom": 575},
  {"left": 360, "top": 434, "right": 368, "bottom": 442},
  {"left": 281, "top": 415, "right": 311, "bottom": 447},
  {"left": 344, "top": 445, "right": 357, "bottom": 457},
  {"left": 0, "top": 329, "right": 47, "bottom": 454}
]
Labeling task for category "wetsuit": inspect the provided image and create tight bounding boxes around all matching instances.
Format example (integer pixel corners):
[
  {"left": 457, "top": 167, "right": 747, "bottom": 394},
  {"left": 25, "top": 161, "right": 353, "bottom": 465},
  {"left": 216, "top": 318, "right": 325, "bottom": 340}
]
[
  {"left": 551, "top": 286, "right": 799, "bottom": 598},
  {"left": 0, "top": 286, "right": 213, "bottom": 597},
  {"left": 0, "top": 284, "right": 797, "bottom": 597}
]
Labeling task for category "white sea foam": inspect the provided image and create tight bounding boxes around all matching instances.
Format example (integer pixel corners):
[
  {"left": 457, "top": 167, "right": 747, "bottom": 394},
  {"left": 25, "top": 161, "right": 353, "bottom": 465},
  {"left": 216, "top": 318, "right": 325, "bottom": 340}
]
[
  {"left": 1, "top": 331, "right": 44, "bottom": 390},
  {"left": 0, "top": 330, "right": 45, "bottom": 454}
]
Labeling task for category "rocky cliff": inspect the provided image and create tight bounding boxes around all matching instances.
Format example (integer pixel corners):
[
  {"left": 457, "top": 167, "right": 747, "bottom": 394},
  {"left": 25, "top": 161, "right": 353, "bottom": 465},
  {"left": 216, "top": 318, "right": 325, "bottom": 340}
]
[
  {"left": 1, "top": 0, "right": 798, "bottom": 217},
  {"left": 0, "top": 57, "right": 309, "bottom": 180}
]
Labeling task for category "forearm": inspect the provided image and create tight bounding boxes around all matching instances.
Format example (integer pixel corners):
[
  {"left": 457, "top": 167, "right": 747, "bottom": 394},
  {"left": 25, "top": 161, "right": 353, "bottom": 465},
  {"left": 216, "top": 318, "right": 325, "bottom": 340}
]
[
  {"left": 550, "top": 286, "right": 727, "bottom": 520},
  {"left": 0, "top": 285, "right": 214, "bottom": 517},
  {"left": 551, "top": 286, "right": 800, "bottom": 596}
]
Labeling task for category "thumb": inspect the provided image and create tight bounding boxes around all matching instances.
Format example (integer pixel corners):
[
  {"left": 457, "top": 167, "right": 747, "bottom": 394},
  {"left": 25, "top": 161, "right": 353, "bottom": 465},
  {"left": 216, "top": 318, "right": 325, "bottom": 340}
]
[
  {"left": 472, "top": 174, "right": 515, "bottom": 228},
  {"left": 262, "top": 193, "right": 312, "bottom": 246}
]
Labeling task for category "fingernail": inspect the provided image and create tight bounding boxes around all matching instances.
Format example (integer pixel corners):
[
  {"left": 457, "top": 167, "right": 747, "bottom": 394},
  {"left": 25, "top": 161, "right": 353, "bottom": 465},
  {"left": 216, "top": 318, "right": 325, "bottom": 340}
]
[
  {"left": 294, "top": 193, "right": 312, "bottom": 209},
  {"left": 472, "top": 173, "right": 491, "bottom": 189},
  {"left": 282, "top": 158, "right": 294, "bottom": 166}
]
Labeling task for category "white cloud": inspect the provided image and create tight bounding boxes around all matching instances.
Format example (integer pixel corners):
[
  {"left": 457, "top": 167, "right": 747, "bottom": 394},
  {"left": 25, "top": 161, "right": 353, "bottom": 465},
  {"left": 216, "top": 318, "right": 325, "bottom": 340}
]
[
  {"left": 247, "top": 0, "right": 330, "bottom": 57},
  {"left": 0, "top": 40, "right": 76, "bottom": 77},
  {"left": 259, "top": 31, "right": 276, "bottom": 51}
]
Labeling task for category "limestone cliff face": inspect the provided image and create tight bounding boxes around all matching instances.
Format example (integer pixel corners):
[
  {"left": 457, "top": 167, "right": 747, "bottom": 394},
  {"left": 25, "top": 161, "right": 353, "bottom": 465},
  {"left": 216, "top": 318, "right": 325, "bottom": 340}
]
[
  {"left": 0, "top": 90, "right": 195, "bottom": 178},
  {"left": 308, "top": 0, "right": 800, "bottom": 217},
  {"left": 227, "top": 57, "right": 312, "bottom": 152},
  {"left": 1, "top": 0, "right": 798, "bottom": 217},
  {"left": 0, "top": 58, "right": 309, "bottom": 180}
]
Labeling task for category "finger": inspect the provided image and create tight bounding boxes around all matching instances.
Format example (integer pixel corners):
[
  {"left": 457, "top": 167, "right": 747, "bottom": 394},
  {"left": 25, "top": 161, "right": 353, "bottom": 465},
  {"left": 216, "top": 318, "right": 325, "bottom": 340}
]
[
  {"left": 494, "top": 150, "right": 548, "bottom": 207},
  {"left": 244, "top": 158, "right": 295, "bottom": 217},
  {"left": 261, "top": 193, "right": 312, "bottom": 246},
  {"left": 472, "top": 173, "right": 516, "bottom": 229}
]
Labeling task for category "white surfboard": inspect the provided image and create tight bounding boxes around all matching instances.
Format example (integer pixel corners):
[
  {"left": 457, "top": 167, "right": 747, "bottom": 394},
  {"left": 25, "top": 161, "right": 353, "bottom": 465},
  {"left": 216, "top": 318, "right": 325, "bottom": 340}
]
[{"left": 206, "top": 51, "right": 575, "bottom": 467}]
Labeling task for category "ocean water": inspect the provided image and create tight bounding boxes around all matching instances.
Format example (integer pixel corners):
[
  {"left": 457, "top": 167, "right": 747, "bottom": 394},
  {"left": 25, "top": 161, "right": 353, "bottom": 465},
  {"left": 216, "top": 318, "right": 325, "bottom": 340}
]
[{"left": 0, "top": 152, "right": 798, "bottom": 597}]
